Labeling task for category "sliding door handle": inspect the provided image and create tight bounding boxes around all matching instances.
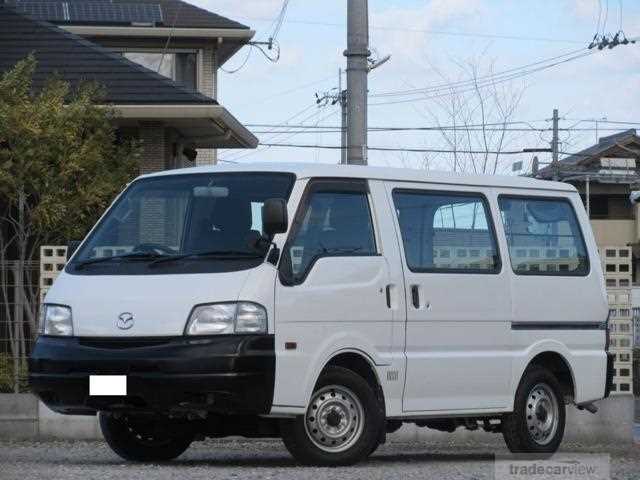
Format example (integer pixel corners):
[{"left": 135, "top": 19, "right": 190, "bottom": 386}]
[
  {"left": 385, "top": 285, "right": 392, "bottom": 308},
  {"left": 411, "top": 285, "right": 420, "bottom": 309}
]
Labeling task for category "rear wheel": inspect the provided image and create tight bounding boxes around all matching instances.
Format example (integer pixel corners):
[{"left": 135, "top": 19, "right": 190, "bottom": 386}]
[
  {"left": 280, "top": 366, "right": 383, "bottom": 466},
  {"left": 99, "top": 412, "right": 193, "bottom": 462},
  {"left": 502, "top": 367, "right": 566, "bottom": 453}
]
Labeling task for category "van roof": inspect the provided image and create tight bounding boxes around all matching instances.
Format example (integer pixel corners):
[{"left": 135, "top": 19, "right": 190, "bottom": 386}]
[{"left": 141, "top": 162, "right": 576, "bottom": 192}]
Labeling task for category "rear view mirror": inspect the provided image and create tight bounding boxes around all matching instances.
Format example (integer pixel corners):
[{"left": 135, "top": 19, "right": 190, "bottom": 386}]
[{"left": 262, "top": 198, "right": 288, "bottom": 236}]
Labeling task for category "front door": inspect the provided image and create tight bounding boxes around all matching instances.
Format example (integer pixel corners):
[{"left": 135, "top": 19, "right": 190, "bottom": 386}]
[
  {"left": 271, "top": 179, "right": 394, "bottom": 412},
  {"left": 387, "top": 183, "right": 513, "bottom": 413}
]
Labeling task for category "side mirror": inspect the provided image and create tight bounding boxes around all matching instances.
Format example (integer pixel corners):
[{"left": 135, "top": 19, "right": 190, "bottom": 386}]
[
  {"left": 66, "top": 240, "right": 82, "bottom": 261},
  {"left": 262, "top": 198, "right": 288, "bottom": 236}
]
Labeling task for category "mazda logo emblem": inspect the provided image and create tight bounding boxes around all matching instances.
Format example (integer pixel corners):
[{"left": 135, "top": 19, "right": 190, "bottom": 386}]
[{"left": 117, "top": 312, "right": 134, "bottom": 330}]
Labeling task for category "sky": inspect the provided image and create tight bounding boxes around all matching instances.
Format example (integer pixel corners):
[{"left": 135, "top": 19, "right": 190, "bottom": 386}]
[{"left": 189, "top": 0, "right": 640, "bottom": 173}]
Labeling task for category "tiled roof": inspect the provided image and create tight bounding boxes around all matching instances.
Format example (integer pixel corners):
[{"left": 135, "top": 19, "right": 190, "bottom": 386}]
[
  {"left": 0, "top": 5, "right": 218, "bottom": 105},
  {"left": 537, "top": 129, "right": 640, "bottom": 179},
  {"left": 125, "top": 0, "right": 249, "bottom": 29},
  {"left": 558, "top": 129, "right": 639, "bottom": 166},
  {"left": 5, "top": 0, "right": 249, "bottom": 29}
]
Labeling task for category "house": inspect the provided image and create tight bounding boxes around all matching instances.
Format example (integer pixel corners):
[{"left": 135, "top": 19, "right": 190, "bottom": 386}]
[
  {"left": 537, "top": 129, "right": 640, "bottom": 395},
  {"left": 0, "top": 0, "right": 258, "bottom": 173}
]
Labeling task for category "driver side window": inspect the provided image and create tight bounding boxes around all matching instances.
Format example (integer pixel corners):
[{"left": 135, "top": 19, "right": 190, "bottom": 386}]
[{"left": 282, "top": 182, "right": 376, "bottom": 284}]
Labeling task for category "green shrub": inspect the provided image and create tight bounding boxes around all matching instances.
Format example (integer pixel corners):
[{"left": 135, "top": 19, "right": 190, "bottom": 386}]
[{"left": 0, "top": 353, "right": 29, "bottom": 393}]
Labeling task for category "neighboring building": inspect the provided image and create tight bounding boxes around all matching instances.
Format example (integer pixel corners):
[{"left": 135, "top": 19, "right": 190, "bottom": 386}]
[
  {"left": 538, "top": 129, "right": 640, "bottom": 395},
  {"left": 0, "top": 1, "right": 258, "bottom": 173}
]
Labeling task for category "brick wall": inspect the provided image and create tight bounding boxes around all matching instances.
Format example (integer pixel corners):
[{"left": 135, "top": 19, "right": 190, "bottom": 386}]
[
  {"left": 197, "top": 45, "right": 217, "bottom": 166},
  {"left": 601, "top": 246, "right": 635, "bottom": 395},
  {"left": 138, "top": 123, "right": 167, "bottom": 174}
]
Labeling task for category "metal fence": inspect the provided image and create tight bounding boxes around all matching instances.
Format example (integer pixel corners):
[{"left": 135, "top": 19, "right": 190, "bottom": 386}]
[{"left": 0, "top": 261, "right": 40, "bottom": 393}]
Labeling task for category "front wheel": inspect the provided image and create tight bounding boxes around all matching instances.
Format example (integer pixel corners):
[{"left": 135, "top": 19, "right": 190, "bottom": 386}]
[
  {"left": 502, "top": 366, "right": 566, "bottom": 453},
  {"left": 99, "top": 412, "right": 193, "bottom": 462},
  {"left": 280, "top": 366, "right": 384, "bottom": 466}
]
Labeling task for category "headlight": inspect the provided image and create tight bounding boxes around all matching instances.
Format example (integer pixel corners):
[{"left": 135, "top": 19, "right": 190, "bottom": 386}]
[
  {"left": 39, "top": 304, "right": 73, "bottom": 336},
  {"left": 185, "top": 302, "right": 267, "bottom": 336}
]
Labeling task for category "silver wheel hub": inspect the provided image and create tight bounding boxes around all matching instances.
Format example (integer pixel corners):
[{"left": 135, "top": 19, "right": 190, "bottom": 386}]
[
  {"left": 304, "top": 385, "right": 364, "bottom": 453},
  {"left": 525, "top": 383, "right": 559, "bottom": 445}
]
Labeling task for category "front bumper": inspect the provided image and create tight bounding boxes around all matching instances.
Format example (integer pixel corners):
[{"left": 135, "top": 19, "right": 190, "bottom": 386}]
[{"left": 29, "top": 335, "right": 275, "bottom": 416}]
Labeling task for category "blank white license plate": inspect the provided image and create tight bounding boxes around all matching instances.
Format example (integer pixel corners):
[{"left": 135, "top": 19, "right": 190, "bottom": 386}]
[{"left": 89, "top": 375, "right": 127, "bottom": 396}]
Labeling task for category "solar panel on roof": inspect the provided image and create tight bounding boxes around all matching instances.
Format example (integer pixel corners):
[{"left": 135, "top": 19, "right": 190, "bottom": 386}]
[
  {"left": 67, "top": 2, "right": 163, "bottom": 25},
  {"left": 8, "top": 1, "right": 163, "bottom": 25},
  {"left": 11, "top": 1, "right": 66, "bottom": 21}
]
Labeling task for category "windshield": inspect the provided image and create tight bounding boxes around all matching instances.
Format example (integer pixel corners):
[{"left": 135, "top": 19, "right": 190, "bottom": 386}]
[{"left": 69, "top": 172, "right": 295, "bottom": 275}]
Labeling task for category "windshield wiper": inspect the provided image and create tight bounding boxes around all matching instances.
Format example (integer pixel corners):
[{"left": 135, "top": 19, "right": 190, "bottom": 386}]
[
  {"left": 148, "top": 250, "right": 264, "bottom": 267},
  {"left": 74, "top": 252, "right": 168, "bottom": 270}
]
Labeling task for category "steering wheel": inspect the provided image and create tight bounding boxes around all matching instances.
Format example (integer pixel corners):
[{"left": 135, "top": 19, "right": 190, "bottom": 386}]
[{"left": 132, "top": 243, "right": 176, "bottom": 255}]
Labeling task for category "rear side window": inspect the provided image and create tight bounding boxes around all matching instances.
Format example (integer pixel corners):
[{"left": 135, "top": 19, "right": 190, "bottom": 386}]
[
  {"left": 282, "top": 182, "right": 376, "bottom": 284},
  {"left": 392, "top": 190, "right": 500, "bottom": 273},
  {"left": 498, "top": 196, "right": 589, "bottom": 276}
]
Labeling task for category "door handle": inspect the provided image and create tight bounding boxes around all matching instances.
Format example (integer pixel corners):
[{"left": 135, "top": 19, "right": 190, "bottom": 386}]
[
  {"left": 385, "top": 285, "right": 392, "bottom": 309},
  {"left": 411, "top": 285, "right": 420, "bottom": 309}
]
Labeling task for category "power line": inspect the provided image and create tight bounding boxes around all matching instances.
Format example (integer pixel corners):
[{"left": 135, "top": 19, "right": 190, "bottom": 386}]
[
  {"left": 228, "top": 108, "right": 339, "bottom": 163},
  {"left": 565, "top": 118, "right": 640, "bottom": 126},
  {"left": 220, "top": 105, "right": 337, "bottom": 162},
  {"left": 218, "top": 103, "right": 317, "bottom": 161},
  {"left": 234, "top": 74, "right": 336, "bottom": 108},
  {"left": 369, "top": 51, "right": 596, "bottom": 106},
  {"left": 249, "top": 127, "right": 637, "bottom": 134},
  {"left": 269, "top": 0, "right": 290, "bottom": 44},
  {"left": 245, "top": 120, "right": 551, "bottom": 129},
  {"left": 235, "top": 16, "right": 583, "bottom": 44},
  {"left": 371, "top": 48, "right": 587, "bottom": 98},
  {"left": 220, "top": 46, "right": 252, "bottom": 74},
  {"left": 260, "top": 142, "right": 527, "bottom": 155},
  {"left": 256, "top": 142, "right": 609, "bottom": 158}
]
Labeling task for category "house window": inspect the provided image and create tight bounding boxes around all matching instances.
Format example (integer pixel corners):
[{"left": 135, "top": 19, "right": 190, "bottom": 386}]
[{"left": 123, "top": 51, "right": 198, "bottom": 91}]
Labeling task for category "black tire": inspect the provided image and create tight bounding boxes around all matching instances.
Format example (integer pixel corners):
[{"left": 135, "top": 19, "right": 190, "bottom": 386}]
[
  {"left": 99, "top": 412, "right": 193, "bottom": 462},
  {"left": 280, "top": 366, "right": 384, "bottom": 466},
  {"left": 502, "top": 366, "right": 566, "bottom": 453}
]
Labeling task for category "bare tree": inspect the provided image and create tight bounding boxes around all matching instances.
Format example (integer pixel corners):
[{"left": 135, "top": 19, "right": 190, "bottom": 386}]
[{"left": 418, "top": 52, "right": 527, "bottom": 174}]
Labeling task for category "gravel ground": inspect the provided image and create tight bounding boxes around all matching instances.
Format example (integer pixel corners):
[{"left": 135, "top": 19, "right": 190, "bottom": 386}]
[{"left": 0, "top": 438, "right": 638, "bottom": 480}]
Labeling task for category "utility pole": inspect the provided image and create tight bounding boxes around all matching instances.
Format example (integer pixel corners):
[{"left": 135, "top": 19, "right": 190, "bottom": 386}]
[
  {"left": 339, "top": 68, "right": 348, "bottom": 165},
  {"left": 551, "top": 108, "right": 559, "bottom": 180},
  {"left": 551, "top": 108, "right": 559, "bottom": 163},
  {"left": 345, "top": 0, "right": 369, "bottom": 165}
]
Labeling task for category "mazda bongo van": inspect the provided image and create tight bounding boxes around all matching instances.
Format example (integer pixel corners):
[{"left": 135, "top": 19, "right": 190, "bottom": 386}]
[{"left": 29, "top": 163, "right": 614, "bottom": 466}]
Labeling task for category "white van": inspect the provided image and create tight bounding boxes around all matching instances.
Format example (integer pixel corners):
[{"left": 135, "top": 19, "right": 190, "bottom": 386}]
[{"left": 30, "top": 163, "right": 614, "bottom": 466}]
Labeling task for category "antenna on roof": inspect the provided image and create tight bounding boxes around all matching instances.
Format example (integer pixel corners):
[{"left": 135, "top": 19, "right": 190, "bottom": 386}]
[{"left": 157, "top": 0, "right": 185, "bottom": 74}]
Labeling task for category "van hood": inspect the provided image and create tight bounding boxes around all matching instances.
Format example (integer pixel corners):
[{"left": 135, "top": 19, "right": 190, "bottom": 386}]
[{"left": 44, "top": 270, "right": 254, "bottom": 337}]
